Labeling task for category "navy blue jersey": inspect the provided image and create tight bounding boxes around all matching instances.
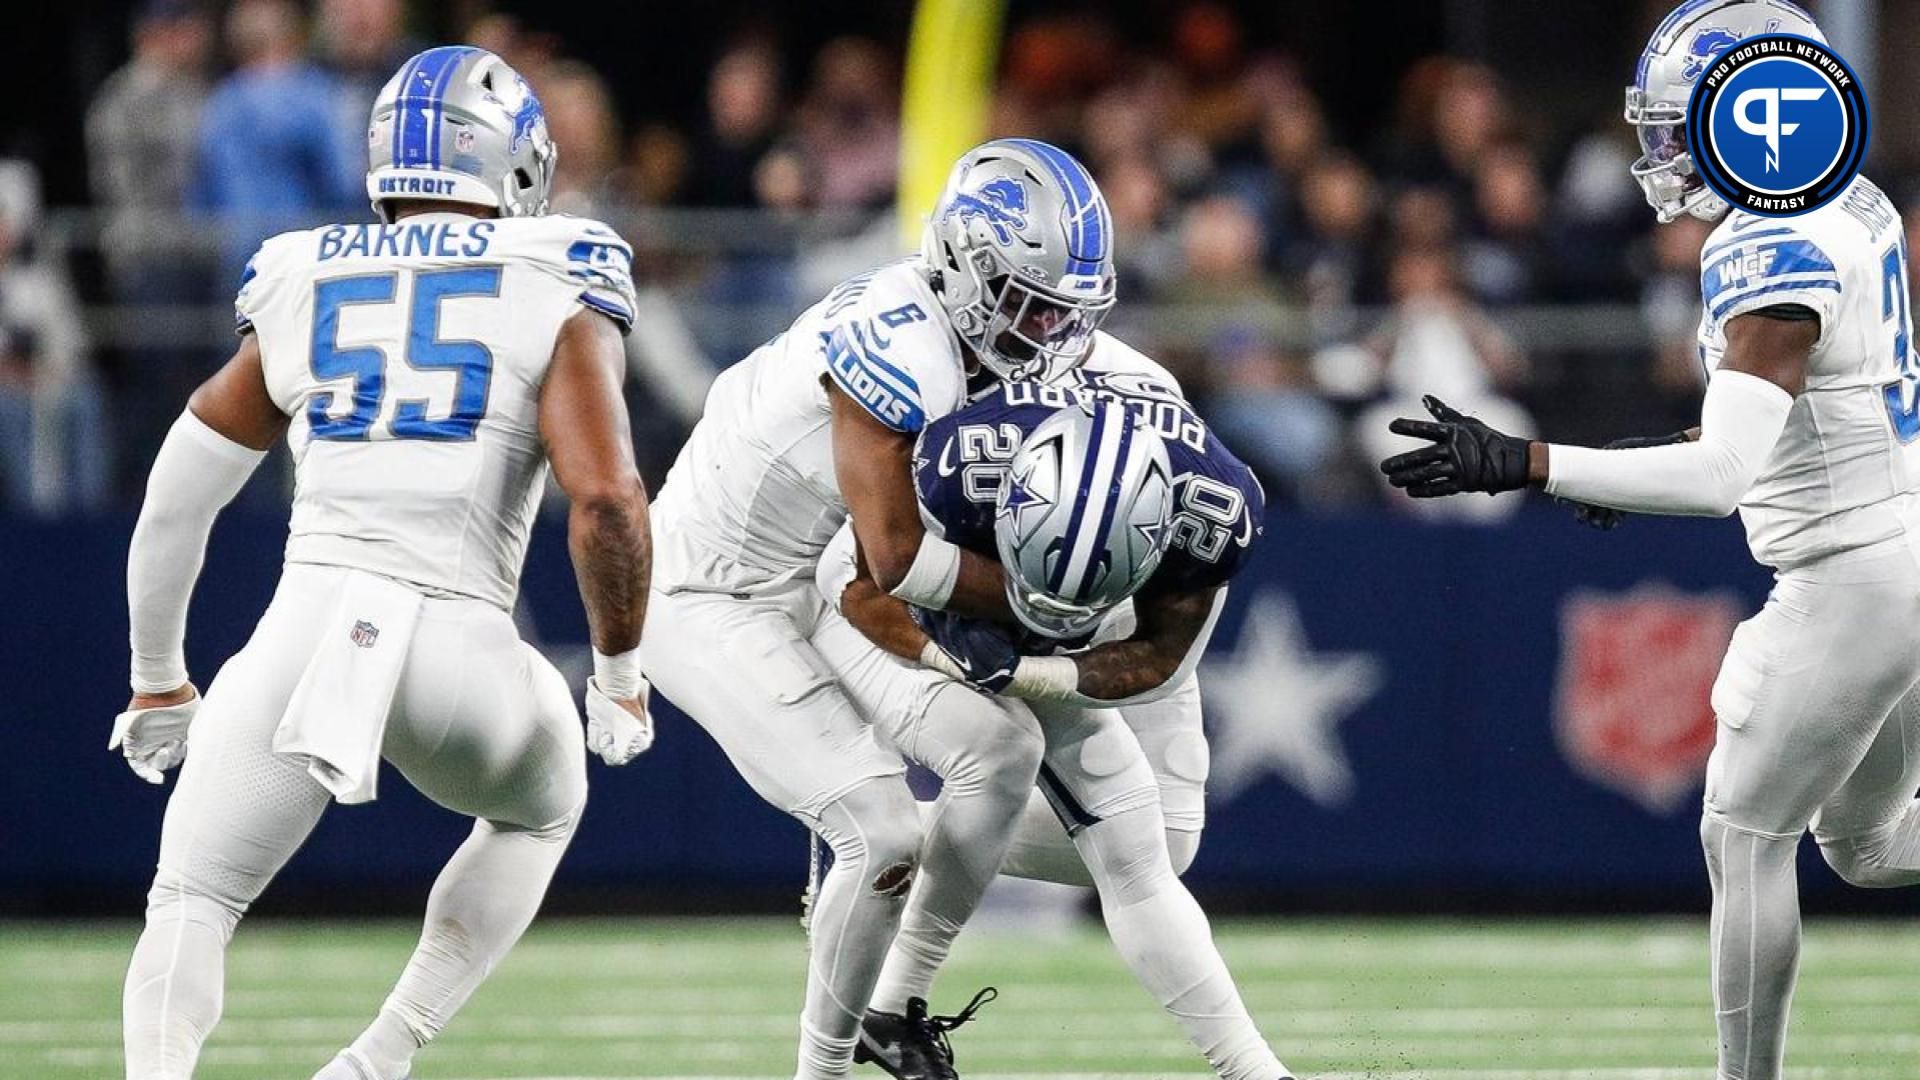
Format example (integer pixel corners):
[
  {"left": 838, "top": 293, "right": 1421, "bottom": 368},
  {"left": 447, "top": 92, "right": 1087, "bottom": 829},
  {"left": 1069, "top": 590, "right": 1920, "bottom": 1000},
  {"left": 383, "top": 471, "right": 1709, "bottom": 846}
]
[{"left": 914, "top": 370, "right": 1265, "bottom": 596}]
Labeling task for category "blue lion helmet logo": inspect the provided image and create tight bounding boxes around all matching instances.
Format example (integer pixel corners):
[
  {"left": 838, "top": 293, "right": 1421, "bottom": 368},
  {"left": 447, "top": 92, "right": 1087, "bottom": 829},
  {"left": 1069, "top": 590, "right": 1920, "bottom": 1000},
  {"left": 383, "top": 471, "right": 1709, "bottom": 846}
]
[
  {"left": 947, "top": 177, "right": 1031, "bottom": 247},
  {"left": 1681, "top": 26, "right": 1741, "bottom": 82},
  {"left": 504, "top": 75, "right": 546, "bottom": 154}
]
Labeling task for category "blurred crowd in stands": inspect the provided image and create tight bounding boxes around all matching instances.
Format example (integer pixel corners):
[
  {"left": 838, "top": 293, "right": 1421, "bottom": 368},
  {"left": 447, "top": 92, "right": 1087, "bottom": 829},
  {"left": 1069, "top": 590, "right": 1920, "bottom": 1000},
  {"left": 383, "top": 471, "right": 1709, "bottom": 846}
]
[{"left": 5, "top": 0, "right": 1918, "bottom": 518}]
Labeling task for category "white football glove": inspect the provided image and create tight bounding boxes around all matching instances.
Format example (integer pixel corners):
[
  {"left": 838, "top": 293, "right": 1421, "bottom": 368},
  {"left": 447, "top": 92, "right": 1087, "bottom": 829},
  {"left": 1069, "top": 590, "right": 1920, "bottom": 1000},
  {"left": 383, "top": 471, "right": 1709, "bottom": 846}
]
[
  {"left": 109, "top": 695, "right": 200, "bottom": 784},
  {"left": 585, "top": 676, "right": 654, "bottom": 766}
]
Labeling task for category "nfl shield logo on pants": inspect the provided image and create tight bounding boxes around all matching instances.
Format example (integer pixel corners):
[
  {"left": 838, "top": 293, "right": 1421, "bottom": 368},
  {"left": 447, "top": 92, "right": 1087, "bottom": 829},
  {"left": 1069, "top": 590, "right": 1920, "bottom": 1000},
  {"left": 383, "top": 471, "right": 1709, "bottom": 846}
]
[
  {"left": 350, "top": 620, "right": 380, "bottom": 649},
  {"left": 1554, "top": 586, "right": 1742, "bottom": 814}
]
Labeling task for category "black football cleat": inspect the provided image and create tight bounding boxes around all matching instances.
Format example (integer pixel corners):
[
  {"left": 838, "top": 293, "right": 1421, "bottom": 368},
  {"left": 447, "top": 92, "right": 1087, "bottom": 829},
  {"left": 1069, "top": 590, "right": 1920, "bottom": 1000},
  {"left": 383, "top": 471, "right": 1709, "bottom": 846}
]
[{"left": 854, "top": 987, "right": 997, "bottom": 1080}]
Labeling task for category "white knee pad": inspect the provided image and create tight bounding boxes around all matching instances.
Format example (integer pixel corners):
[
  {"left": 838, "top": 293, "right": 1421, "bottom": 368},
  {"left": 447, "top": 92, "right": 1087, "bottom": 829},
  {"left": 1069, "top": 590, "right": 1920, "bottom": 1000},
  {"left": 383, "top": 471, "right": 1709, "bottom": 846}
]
[
  {"left": 917, "top": 685, "right": 1044, "bottom": 798},
  {"left": 1121, "top": 678, "right": 1208, "bottom": 831},
  {"left": 1035, "top": 703, "right": 1160, "bottom": 832},
  {"left": 145, "top": 869, "right": 248, "bottom": 942},
  {"left": 1156, "top": 730, "right": 1210, "bottom": 833},
  {"left": 817, "top": 781, "right": 922, "bottom": 897}
]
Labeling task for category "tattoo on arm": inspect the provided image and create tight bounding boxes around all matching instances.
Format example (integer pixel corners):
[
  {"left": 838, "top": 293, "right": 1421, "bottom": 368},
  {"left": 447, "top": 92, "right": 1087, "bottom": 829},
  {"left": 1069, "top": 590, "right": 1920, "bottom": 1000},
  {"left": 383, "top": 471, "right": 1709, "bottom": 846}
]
[
  {"left": 571, "top": 488, "right": 651, "bottom": 654},
  {"left": 1068, "top": 587, "right": 1214, "bottom": 701},
  {"left": 542, "top": 307, "right": 653, "bottom": 656}
]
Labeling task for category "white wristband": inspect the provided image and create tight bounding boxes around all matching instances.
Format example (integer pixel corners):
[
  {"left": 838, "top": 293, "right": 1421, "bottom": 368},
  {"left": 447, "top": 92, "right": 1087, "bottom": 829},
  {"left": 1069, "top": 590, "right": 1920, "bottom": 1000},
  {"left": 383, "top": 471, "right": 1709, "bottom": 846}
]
[
  {"left": 888, "top": 533, "right": 961, "bottom": 608},
  {"left": 918, "top": 641, "right": 967, "bottom": 681},
  {"left": 593, "top": 646, "right": 645, "bottom": 699},
  {"left": 1008, "top": 656, "right": 1078, "bottom": 701},
  {"left": 131, "top": 669, "right": 190, "bottom": 696}
]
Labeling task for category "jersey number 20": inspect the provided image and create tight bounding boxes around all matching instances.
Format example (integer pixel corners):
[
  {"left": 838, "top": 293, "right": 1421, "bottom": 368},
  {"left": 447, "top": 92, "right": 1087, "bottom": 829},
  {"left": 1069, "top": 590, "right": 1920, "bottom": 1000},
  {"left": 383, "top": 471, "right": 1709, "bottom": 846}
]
[{"left": 309, "top": 267, "right": 500, "bottom": 441}]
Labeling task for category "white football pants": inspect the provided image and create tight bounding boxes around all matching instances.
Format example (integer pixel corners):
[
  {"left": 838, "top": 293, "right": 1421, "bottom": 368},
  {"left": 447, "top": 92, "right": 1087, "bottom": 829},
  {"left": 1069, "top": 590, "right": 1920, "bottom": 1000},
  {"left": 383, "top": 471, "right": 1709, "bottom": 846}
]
[
  {"left": 641, "top": 581, "right": 918, "bottom": 1080},
  {"left": 822, "top": 630, "right": 1288, "bottom": 1080},
  {"left": 124, "top": 564, "right": 587, "bottom": 1080},
  {"left": 1701, "top": 538, "right": 1920, "bottom": 1080}
]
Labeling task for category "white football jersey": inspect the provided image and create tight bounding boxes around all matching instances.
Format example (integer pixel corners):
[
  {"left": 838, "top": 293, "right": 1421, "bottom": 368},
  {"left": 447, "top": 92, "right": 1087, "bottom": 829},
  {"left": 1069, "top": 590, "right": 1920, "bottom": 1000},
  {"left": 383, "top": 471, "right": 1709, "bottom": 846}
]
[
  {"left": 1699, "top": 176, "right": 1920, "bottom": 569},
  {"left": 235, "top": 212, "right": 637, "bottom": 609},
  {"left": 1068, "top": 332, "right": 1187, "bottom": 398},
  {"left": 650, "top": 259, "right": 967, "bottom": 593}
]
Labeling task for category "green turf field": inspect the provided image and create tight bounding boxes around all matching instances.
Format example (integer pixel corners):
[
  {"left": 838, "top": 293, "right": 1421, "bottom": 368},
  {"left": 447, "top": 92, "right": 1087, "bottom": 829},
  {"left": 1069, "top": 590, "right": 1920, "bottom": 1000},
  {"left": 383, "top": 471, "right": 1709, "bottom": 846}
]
[{"left": 5, "top": 916, "right": 1918, "bottom": 1079}]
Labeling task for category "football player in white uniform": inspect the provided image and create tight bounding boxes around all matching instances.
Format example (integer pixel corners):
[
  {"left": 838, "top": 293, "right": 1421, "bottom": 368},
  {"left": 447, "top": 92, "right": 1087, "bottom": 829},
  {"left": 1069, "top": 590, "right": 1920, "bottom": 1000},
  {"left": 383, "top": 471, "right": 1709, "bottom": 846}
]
[
  {"left": 113, "top": 48, "right": 652, "bottom": 1080},
  {"left": 818, "top": 348, "right": 1287, "bottom": 1080},
  {"left": 1380, "top": 4, "right": 1920, "bottom": 1077},
  {"left": 643, "top": 138, "right": 1283, "bottom": 1080},
  {"left": 640, "top": 138, "right": 1120, "bottom": 1080}
]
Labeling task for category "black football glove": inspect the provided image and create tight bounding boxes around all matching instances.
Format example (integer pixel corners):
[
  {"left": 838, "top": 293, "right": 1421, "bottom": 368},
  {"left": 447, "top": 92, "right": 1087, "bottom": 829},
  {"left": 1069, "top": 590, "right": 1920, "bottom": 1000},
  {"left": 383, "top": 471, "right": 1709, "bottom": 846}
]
[
  {"left": 911, "top": 606, "right": 1021, "bottom": 694},
  {"left": 1562, "top": 431, "right": 1693, "bottom": 530},
  {"left": 1380, "top": 395, "right": 1532, "bottom": 497}
]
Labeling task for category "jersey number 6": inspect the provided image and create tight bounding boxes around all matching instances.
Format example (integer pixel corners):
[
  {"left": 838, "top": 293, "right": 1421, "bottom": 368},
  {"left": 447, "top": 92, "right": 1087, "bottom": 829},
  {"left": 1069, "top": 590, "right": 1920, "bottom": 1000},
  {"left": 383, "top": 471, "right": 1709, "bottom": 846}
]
[{"left": 309, "top": 266, "right": 501, "bottom": 442}]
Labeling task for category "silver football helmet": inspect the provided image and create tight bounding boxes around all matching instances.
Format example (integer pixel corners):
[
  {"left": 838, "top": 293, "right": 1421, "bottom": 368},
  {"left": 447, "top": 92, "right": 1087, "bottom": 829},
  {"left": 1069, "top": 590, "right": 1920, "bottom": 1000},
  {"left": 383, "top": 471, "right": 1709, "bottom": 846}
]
[
  {"left": 1625, "top": 0, "right": 1824, "bottom": 223},
  {"left": 922, "top": 138, "right": 1117, "bottom": 383},
  {"left": 995, "top": 399, "right": 1173, "bottom": 639},
  {"left": 366, "top": 46, "right": 556, "bottom": 223}
]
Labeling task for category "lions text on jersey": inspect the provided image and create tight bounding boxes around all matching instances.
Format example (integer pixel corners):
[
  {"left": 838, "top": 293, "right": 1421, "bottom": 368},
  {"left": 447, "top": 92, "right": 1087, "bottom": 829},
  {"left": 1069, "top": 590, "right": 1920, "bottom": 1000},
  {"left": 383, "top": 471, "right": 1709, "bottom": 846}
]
[
  {"left": 234, "top": 212, "right": 637, "bottom": 608},
  {"left": 1697, "top": 176, "right": 1919, "bottom": 568},
  {"left": 915, "top": 366, "right": 1265, "bottom": 610},
  {"left": 648, "top": 260, "right": 967, "bottom": 592}
]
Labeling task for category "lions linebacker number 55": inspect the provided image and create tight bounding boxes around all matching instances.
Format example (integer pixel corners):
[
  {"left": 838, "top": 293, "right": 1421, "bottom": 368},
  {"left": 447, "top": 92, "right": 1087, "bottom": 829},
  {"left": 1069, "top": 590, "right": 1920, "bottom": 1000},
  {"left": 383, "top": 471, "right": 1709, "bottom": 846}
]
[{"left": 308, "top": 265, "right": 503, "bottom": 442}]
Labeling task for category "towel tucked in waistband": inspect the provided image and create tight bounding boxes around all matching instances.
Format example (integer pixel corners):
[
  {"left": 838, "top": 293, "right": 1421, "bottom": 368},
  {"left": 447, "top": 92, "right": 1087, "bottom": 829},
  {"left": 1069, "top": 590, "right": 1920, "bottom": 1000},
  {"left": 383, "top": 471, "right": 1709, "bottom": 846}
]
[{"left": 271, "top": 569, "right": 424, "bottom": 804}]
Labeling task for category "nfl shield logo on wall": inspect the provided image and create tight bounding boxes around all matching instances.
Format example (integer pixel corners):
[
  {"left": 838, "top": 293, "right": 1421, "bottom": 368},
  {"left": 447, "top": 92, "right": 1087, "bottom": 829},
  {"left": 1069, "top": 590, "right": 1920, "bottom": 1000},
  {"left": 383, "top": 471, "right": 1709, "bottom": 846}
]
[
  {"left": 350, "top": 620, "right": 380, "bottom": 649},
  {"left": 1554, "top": 586, "right": 1742, "bottom": 814}
]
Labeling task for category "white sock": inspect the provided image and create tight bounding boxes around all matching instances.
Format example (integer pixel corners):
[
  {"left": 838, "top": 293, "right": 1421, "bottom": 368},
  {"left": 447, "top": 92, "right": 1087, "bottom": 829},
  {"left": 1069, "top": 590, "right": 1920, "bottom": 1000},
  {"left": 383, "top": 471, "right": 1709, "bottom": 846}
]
[
  {"left": 1076, "top": 804, "right": 1289, "bottom": 1080},
  {"left": 1703, "top": 813, "right": 1802, "bottom": 1080},
  {"left": 345, "top": 808, "right": 581, "bottom": 1079},
  {"left": 795, "top": 780, "right": 921, "bottom": 1080},
  {"left": 872, "top": 688, "right": 1044, "bottom": 1013},
  {"left": 797, "top": 1021, "right": 859, "bottom": 1080},
  {"left": 123, "top": 873, "right": 244, "bottom": 1080}
]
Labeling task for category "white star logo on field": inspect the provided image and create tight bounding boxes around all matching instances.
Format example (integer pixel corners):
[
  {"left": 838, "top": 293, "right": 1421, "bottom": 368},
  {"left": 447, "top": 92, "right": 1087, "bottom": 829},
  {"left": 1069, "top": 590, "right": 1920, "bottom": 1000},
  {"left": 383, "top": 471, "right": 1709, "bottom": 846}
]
[{"left": 1201, "top": 593, "right": 1383, "bottom": 808}]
